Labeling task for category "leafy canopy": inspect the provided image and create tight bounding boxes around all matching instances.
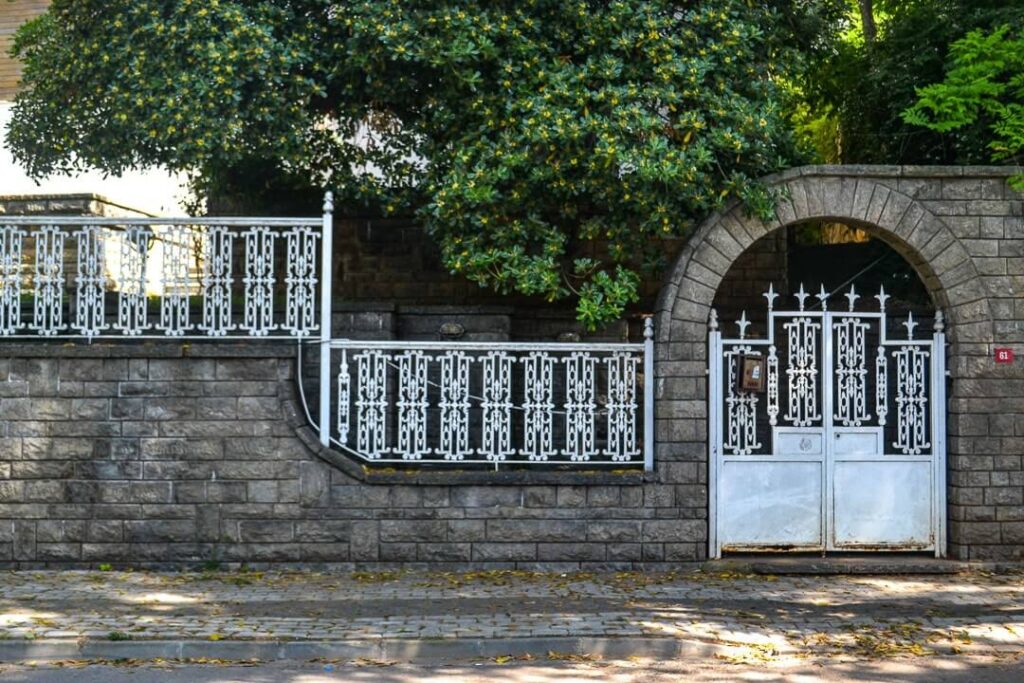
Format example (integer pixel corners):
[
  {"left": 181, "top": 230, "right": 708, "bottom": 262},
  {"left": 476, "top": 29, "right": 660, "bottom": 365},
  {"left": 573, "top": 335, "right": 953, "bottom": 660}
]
[
  {"left": 806, "top": 0, "right": 1024, "bottom": 166},
  {"left": 903, "top": 25, "right": 1024, "bottom": 189},
  {"left": 8, "top": 0, "right": 831, "bottom": 326}
]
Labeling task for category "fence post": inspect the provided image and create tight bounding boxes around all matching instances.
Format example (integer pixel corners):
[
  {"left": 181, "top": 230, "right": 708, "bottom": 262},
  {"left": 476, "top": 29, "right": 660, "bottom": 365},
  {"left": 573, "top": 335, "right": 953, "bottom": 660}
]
[
  {"left": 707, "top": 309, "right": 721, "bottom": 559},
  {"left": 932, "top": 310, "right": 947, "bottom": 558},
  {"left": 643, "top": 317, "right": 655, "bottom": 473},
  {"left": 319, "top": 191, "right": 334, "bottom": 447}
]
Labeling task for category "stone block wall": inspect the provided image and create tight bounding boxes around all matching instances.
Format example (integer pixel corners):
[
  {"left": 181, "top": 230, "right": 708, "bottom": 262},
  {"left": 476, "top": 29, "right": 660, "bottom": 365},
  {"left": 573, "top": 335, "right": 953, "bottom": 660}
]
[
  {"left": 328, "top": 216, "right": 673, "bottom": 343},
  {"left": 330, "top": 217, "right": 677, "bottom": 311},
  {"left": 0, "top": 344, "right": 701, "bottom": 568},
  {"left": 711, "top": 227, "right": 788, "bottom": 336}
]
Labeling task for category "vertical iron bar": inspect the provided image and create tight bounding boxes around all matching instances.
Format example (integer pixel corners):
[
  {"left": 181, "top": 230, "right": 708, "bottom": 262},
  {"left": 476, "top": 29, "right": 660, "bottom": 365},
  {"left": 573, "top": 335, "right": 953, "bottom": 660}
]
[
  {"left": 318, "top": 191, "right": 334, "bottom": 447},
  {"left": 933, "top": 311, "right": 947, "bottom": 558},
  {"left": 707, "top": 309, "right": 721, "bottom": 559},
  {"left": 643, "top": 317, "right": 655, "bottom": 473},
  {"left": 822, "top": 312, "right": 834, "bottom": 553}
]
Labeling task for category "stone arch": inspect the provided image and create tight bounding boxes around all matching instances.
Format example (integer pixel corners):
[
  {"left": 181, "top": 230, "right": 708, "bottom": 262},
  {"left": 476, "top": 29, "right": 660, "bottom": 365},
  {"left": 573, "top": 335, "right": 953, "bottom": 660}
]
[
  {"left": 652, "top": 166, "right": 999, "bottom": 561},
  {"left": 655, "top": 168, "right": 994, "bottom": 358}
]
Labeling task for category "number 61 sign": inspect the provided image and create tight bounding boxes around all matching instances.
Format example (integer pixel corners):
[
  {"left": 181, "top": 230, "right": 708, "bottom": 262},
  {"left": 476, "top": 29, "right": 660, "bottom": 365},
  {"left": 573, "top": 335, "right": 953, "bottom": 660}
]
[{"left": 995, "top": 348, "right": 1014, "bottom": 364}]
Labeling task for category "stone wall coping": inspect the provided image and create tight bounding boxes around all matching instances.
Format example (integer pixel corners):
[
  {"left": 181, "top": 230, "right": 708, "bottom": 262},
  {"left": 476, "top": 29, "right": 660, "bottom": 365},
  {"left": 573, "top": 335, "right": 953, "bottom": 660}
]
[
  {"left": 771, "top": 164, "right": 1022, "bottom": 181},
  {"left": 0, "top": 192, "right": 115, "bottom": 202},
  {"left": 292, "top": 423, "right": 650, "bottom": 486},
  {"left": 0, "top": 193, "right": 157, "bottom": 217},
  {"left": 396, "top": 304, "right": 518, "bottom": 315},
  {"left": 333, "top": 302, "right": 399, "bottom": 313},
  {"left": 0, "top": 341, "right": 302, "bottom": 359}
]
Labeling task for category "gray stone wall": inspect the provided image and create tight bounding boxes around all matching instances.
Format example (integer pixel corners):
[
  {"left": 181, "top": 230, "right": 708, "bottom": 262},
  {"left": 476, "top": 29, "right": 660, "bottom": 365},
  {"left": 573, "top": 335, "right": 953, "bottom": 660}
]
[
  {"left": 328, "top": 215, "right": 674, "bottom": 343},
  {"left": 656, "top": 165, "right": 1024, "bottom": 561},
  {"left": 0, "top": 344, "right": 697, "bottom": 568},
  {"left": 711, "top": 227, "right": 789, "bottom": 337},
  {"left": 329, "top": 216, "right": 677, "bottom": 312},
  {"left": 0, "top": 193, "right": 152, "bottom": 218}
]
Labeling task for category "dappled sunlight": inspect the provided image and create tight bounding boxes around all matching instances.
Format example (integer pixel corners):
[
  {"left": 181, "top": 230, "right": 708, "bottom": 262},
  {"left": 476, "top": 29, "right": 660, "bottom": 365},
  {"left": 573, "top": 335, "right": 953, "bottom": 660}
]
[
  {"left": 122, "top": 592, "right": 201, "bottom": 606},
  {"left": 286, "top": 662, "right": 677, "bottom": 683},
  {"left": 0, "top": 569, "right": 1022, "bottom": 666},
  {"left": 0, "top": 610, "right": 62, "bottom": 626},
  {"left": 856, "top": 577, "right": 991, "bottom": 594}
]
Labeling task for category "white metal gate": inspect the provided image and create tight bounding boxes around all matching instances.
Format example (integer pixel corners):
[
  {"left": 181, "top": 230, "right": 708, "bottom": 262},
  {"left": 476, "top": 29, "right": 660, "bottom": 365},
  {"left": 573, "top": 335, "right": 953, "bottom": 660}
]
[{"left": 708, "top": 284, "right": 946, "bottom": 557}]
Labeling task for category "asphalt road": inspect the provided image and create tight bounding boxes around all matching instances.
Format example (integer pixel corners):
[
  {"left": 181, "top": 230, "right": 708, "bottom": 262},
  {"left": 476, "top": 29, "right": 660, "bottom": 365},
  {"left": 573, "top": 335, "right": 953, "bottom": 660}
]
[{"left": 1, "top": 657, "right": 1023, "bottom": 683}]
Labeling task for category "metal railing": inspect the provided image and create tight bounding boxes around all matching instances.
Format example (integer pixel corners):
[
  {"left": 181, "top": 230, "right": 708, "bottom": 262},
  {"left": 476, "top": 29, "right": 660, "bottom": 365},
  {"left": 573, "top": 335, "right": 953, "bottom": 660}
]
[
  {"left": 0, "top": 199, "right": 331, "bottom": 339},
  {"left": 317, "top": 320, "right": 655, "bottom": 470},
  {"left": 1, "top": 193, "right": 656, "bottom": 470}
]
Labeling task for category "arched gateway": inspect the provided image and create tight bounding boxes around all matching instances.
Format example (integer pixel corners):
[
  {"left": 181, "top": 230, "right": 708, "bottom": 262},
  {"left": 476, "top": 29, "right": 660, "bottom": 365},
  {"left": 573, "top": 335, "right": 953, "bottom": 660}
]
[{"left": 655, "top": 165, "right": 1003, "bottom": 560}]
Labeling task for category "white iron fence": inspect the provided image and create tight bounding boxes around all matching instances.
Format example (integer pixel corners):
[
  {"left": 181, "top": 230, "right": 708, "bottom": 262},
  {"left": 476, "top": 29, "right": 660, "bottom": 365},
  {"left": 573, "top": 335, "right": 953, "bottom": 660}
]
[
  {"left": 0, "top": 211, "right": 327, "bottom": 339},
  {"left": 1, "top": 193, "right": 656, "bottom": 470},
  {"left": 318, "top": 320, "right": 654, "bottom": 469}
]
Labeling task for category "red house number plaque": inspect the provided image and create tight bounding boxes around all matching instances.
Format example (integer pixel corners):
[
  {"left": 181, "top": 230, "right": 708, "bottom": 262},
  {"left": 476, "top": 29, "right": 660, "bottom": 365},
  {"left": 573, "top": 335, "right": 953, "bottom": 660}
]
[{"left": 995, "top": 348, "right": 1014, "bottom": 364}]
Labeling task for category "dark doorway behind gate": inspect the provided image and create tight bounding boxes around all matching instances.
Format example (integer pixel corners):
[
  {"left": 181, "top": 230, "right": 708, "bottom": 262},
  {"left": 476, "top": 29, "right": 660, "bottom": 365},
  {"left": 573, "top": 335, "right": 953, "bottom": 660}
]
[{"left": 712, "top": 222, "right": 933, "bottom": 340}]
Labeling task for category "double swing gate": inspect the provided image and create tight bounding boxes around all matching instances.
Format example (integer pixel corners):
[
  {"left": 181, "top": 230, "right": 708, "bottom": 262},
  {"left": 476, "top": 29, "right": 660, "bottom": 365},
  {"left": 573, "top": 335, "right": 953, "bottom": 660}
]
[{"left": 709, "top": 284, "right": 947, "bottom": 557}]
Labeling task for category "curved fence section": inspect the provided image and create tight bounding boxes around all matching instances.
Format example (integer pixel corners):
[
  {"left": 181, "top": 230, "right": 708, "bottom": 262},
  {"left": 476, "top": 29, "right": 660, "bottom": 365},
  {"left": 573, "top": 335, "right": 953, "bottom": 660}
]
[
  {"left": 1, "top": 197, "right": 657, "bottom": 470},
  {"left": 322, "top": 321, "right": 654, "bottom": 470}
]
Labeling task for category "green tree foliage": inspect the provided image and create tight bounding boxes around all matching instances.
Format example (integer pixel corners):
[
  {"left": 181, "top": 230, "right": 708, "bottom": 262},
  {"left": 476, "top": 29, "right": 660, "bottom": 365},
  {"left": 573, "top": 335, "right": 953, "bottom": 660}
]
[
  {"left": 903, "top": 26, "right": 1024, "bottom": 189},
  {"left": 7, "top": 0, "right": 840, "bottom": 326},
  {"left": 808, "top": 0, "right": 1024, "bottom": 166}
]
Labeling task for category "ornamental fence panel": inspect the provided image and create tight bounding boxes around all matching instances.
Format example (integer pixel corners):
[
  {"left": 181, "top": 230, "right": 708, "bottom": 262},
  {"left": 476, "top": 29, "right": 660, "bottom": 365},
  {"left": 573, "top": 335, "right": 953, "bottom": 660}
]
[
  {"left": 0, "top": 216, "right": 323, "bottom": 339},
  {"left": 313, "top": 321, "right": 654, "bottom": 469}
]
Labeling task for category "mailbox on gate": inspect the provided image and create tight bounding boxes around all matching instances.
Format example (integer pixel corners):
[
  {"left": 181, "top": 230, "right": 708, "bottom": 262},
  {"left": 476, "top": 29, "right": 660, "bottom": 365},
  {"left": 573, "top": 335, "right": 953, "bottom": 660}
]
[{"left": 737, "top": 355, "right": 766, "bottom": 393}]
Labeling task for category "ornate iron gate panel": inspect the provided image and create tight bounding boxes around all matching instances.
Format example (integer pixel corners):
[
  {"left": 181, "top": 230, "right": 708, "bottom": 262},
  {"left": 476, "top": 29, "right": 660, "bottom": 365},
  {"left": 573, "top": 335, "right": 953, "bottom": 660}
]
[{"left": 708, "top": 284, "right": 947, "bottom": 557}]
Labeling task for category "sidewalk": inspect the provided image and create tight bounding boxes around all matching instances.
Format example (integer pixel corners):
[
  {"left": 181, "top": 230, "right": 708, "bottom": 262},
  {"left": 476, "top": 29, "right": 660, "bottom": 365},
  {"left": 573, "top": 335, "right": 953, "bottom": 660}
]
[{"left": 0, "top": 567, "right": 1022, "bottom": 664}]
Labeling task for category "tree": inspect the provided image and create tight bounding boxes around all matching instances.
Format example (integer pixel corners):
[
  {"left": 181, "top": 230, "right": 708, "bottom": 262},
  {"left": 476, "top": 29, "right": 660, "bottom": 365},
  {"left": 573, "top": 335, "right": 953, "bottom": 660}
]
[
  {"left": 903, "top": 25, "right": 1024, "bottom": 189},
  {"left": 807, "top": 0, "right": 1024, "bottom": 166},
  {"left": 7, "top": 0, "right": 841, "bottom": 327}
]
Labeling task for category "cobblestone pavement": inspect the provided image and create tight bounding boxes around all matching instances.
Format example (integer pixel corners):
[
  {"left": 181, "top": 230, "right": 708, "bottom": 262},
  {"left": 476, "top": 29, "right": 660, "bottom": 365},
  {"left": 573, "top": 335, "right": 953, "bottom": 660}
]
[{"left": 1, "top": 569, "right": 1023, "bottom": 661}]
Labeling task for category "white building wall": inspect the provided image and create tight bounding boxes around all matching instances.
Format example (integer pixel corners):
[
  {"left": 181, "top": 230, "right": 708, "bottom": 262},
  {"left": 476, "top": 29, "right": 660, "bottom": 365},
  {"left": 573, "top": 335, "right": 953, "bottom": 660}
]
[{"left": 1, "top": 103, "right": 185, "bottom": 216}]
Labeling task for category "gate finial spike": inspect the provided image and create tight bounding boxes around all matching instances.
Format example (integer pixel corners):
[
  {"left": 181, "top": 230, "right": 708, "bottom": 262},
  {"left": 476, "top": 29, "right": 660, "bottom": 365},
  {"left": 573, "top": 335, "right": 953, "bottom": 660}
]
[
  {"left": 736, "top": 311, "right": 751, "bottom": 340},
  {"left": 323, "top": 190, "right": 335, "bottom": 214},
  {"left": 934, "top": 310, "right": 945, "bottom": 333},
  {"left": 875, "top": 285, "right": 889, "bottom": 312},
  {"left": 709, "top": 308, "right": 719, "bottom": 331},
  {"left": 794, "top": 283, "right": 809, "bottom": 311},
  {"left": 763, "top": 283, "right": 779, "bottom": 312},
  {"left": 816, "top": 284, "right": 829, "bottom": 311},
  {"left": 903, "top": 311, "right": 918, "bottom": 339},
  {"left": 643, "top": 317, "right": 655, "bottom": 339},
  {"left": 845, "top": 285, "right": 860, "bottom": 312}
]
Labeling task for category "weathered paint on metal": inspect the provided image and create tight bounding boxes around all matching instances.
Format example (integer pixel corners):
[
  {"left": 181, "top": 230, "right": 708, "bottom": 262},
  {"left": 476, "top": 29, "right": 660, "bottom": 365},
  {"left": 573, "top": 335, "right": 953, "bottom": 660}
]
[{"left": 710, "top": 284, "right": 947, "bottom": 556}]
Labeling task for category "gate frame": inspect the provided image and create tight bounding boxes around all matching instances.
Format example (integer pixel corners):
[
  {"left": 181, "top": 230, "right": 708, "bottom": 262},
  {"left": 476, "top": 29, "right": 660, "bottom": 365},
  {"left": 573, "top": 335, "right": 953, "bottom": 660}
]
[{"left": 707, "top": 303, "right": 947, "bottom": 558}]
